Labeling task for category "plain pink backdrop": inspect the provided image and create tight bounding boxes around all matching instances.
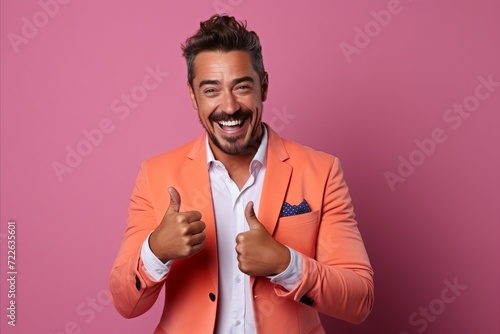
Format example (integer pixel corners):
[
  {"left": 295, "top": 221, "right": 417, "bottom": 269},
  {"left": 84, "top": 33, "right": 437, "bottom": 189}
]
[{"left": 1, "top": 0, "right": 499, "bottom": 333}]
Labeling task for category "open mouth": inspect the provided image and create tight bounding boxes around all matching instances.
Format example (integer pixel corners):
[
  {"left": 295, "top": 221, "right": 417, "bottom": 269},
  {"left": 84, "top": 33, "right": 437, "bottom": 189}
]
[
  {"left": 217, "top": 119, "right": 245, "bottom": 128},
  {"left": 215, "top": 118, "right": 248, "bottom": 136}
]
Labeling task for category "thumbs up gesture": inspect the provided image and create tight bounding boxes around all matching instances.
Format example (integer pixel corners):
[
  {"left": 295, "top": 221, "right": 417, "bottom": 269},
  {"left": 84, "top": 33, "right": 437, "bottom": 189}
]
[
  {"left": 149, "top": 187, "right": 206, "bottom": 262},
  {"left": 235, "top": 202, "right": 291, "bottom": 276}
]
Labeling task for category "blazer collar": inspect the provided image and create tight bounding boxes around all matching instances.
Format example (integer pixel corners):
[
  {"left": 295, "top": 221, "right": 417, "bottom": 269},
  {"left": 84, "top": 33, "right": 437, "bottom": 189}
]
[{"left": 258, "top": 124, "right": 292, "bottom": 235}]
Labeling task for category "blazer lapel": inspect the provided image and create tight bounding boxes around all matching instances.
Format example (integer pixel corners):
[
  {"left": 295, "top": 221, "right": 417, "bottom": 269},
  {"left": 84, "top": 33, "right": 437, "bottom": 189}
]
[
  {"left": 183, "top": 134, "right": 219, "bottom": 290},
  {"left": 258, "top": 126, "right": 292, "bottom": 236}
]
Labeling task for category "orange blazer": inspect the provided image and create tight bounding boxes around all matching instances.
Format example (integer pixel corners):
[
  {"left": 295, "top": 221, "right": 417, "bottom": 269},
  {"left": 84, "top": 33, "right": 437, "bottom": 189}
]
[{"left": 109, "top": 125, "right": 374, "bottom": 334}]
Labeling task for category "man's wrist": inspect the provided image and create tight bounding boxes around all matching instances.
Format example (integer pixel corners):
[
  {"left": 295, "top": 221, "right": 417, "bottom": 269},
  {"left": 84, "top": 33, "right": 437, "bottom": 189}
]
[
  {"left": 268, "top": 246, "right": 302, "bottom": 291},
  {"left": 140, "top": 232, "right": 172, "bottom": 281},
  {"left": 274, "top": 244, "right": 292, "bottom": 275}
]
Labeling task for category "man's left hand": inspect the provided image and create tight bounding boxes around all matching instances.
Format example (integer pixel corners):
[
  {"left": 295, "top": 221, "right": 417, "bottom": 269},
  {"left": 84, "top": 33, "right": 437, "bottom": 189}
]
[{"left": 235, "top": 201, "right": 291, "bottom": 276}]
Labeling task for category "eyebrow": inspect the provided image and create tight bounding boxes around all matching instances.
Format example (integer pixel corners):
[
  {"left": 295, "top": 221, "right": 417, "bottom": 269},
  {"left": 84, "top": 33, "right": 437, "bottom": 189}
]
[
  {"left": 198, "top": 76, "right": 255, "bottom": 89},
  {"left": 198, "top": 80, "right": 220, "bottom": 89}
]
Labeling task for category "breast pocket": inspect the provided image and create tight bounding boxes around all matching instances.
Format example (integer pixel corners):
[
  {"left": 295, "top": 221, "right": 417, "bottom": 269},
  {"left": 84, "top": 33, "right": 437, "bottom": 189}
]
[{"left": 273, "top": 210, "right": 320, "bottom": 257}]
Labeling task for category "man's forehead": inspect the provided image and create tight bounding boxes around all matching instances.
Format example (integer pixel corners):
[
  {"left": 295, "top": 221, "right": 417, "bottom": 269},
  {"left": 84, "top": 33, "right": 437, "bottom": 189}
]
[
  {"left": 195, "top": 49, "right": 251, "bottom": 61},
  {"left": 192, "top": 50, "right": 257, "bottom": 81}
]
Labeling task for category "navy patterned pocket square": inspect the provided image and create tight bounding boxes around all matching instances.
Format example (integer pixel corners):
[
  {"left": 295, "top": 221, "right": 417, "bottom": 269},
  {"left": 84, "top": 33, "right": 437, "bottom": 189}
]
[{"left": 280, "top": 199, "right": 311, "bottom": 217}]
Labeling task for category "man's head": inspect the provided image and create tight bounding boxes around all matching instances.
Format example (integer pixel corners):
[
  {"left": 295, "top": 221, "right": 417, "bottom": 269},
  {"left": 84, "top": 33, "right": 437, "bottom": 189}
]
[
  {"left": 182, "top": 15, "right": 268, "bottom": 158},
  {"left": 182, "top": 14, "right": 266, "bottom": 87}
]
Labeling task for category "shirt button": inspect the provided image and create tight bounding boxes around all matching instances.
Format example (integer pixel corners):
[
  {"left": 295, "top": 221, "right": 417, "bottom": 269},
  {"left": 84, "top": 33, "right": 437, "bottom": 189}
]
[
  {"left": 235, "top": 320, "right": 241, "bottom": 326},
  {"left": 235, "top": 277, "right": 241, "bottom": 283},
  {"left": 155, "top": 269, "right": 163, "bottom": 275}
]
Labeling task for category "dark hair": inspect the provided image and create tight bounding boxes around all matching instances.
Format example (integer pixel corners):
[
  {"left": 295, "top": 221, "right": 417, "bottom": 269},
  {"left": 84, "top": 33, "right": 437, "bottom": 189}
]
[{"left": 181, "top": 14, "right": 265, "bottom": 86}]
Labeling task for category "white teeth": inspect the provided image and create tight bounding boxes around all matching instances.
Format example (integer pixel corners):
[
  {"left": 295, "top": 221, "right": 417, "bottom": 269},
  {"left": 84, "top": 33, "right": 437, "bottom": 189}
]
[{"left": 218, "top": 119, "right": 242, "bottom": 127}]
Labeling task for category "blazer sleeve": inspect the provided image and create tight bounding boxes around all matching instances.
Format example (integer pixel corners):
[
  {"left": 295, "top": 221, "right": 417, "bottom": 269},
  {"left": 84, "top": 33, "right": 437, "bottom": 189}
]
[
  {"left": 274, "top": 157, "right": 374, "bottom": 324},
  {"left": 109, "top": 162, "right": 166, "bottom": 318}
]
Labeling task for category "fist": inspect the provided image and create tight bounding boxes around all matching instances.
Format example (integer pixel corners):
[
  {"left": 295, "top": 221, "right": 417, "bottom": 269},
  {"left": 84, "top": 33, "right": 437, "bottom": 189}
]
[{"left": 149, "top": 187, "right": 206, "bottom": 262}]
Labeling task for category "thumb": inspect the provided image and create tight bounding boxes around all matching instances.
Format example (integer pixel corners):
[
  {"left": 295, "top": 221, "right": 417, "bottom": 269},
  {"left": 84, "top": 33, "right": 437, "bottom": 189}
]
[
  {"left": 245, "top": 201, "right": 263, "bottom": 230},
  {"left": 167, "top": 187, "right": 181, "bottom": 213}
]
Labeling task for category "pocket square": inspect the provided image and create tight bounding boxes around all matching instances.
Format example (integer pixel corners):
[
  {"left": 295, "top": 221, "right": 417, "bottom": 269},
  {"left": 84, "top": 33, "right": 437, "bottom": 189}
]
[{"left": 280, "top": 199, "right": 311, "bottom": 217}]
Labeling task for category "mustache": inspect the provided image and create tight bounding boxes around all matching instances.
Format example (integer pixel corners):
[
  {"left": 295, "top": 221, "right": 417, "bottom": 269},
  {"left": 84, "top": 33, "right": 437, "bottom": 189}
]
[{"left": 209, "top": 109, "right": 252, "bottom": 123}]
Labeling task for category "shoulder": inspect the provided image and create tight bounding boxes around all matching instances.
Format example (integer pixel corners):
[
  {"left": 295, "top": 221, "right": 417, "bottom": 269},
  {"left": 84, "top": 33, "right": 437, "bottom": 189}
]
[
  {"left": 266, "top": 124, "right": 337, "bottom": 165},
  {"left": 280, "top": 138, "right": 341, "bottom": 181},
  {"left": 268, "top": 128, "right": 338, "bottom": 170},
  {"left": 282, "top": 137, "right": 336, "bottom": 163}
]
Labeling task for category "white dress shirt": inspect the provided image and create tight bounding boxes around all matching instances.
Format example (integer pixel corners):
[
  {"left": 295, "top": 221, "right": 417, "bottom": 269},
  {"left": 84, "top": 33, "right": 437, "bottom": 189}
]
[{"left": 140, "top": 127, "right": 302, "bottom": 333}]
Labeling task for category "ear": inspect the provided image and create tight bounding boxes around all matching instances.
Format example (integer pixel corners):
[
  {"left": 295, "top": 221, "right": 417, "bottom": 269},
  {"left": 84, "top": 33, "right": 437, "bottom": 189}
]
[
  {"left": 187, "top": 82, "right": 198, "bottom": 110},
  {"left": 261, "top": 72, "right": 269, "bottom": 102}
]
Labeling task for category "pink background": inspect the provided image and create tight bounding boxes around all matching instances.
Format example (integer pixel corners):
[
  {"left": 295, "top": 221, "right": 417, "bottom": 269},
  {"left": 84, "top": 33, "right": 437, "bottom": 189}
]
[{"left": 1, "top": 0, "right": 499, "bottom": 333}]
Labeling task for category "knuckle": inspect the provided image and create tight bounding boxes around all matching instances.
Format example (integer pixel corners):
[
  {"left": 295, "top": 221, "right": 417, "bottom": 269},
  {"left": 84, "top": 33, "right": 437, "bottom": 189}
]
[
  {"left": 179, "top": 225, "right": 191, "bottom": 235},
  {"left": 236, "top": 233, "right": 245, "bottom": 243},
  {"left": 181, "top": 235, "right": 192, "bottom": 245}
]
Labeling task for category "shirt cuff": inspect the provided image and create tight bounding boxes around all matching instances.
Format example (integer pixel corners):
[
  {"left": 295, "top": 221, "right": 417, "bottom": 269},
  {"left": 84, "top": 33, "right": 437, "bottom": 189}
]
[
  {"left": 268, "top": 246, "right": 302, "bottom": 291},
  {"left": 140, "top": 232, "right": 173, "bottom": 281}
]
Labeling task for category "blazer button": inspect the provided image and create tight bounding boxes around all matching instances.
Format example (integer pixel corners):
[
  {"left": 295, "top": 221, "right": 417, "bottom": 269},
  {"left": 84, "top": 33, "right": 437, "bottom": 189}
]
[
  {"left": 299, "top": 295, "right": 314, "bottom": 306},
  {"left": 135, "top": 275, "right": 141, "bottom": 291},
  {"left": 209, "top": 293, "right": 216, "bottom": 302}
]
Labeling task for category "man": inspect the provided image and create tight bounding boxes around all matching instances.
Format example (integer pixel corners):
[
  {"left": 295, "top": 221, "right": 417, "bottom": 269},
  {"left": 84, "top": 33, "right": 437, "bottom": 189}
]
[{"left": 109, "top": 14, "right": 374, "bottom": 334}]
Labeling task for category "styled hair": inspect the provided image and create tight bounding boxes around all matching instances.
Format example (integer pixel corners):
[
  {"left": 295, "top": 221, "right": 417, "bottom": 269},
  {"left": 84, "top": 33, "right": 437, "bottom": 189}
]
[{"left": 181, "top": 14, "right": 265, "bottom": 86}]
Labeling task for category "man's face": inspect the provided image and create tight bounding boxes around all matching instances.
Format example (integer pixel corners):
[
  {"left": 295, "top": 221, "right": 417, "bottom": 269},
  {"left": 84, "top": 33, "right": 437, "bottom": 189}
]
[{"left": 188, "top": 50, "right": 268, "bottom": 157}]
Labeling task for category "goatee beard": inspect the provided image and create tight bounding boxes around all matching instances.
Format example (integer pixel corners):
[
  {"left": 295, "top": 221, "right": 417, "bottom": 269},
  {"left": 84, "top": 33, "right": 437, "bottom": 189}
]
[{"left": 200, "top": 118, "right": 263, "bottom": 156}]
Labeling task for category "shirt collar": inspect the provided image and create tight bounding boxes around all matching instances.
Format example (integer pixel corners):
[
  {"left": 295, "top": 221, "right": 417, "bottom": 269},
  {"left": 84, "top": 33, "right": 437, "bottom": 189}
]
[{"left": 205, "top": 125, "right": 268, "bottom": 172}]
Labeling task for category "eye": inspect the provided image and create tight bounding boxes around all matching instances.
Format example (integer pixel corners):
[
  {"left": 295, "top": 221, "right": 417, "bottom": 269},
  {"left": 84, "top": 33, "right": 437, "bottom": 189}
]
[
  {"left": 235, "top": 85, "right": 252, "bottom": 92},
  {"left": 203, "top": 88, "right": 219, "bottom": 96}
]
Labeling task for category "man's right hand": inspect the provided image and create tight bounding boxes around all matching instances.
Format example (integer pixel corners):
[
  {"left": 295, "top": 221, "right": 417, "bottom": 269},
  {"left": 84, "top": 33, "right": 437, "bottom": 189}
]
[{"left": 149, "top": 187, "right": 206, "bottom": 263}]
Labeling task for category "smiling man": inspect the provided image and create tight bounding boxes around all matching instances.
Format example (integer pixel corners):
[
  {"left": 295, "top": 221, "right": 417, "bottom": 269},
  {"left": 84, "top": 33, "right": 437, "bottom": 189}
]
[{"left": 109, "top": 15, "right": 374, "bottom": 334}]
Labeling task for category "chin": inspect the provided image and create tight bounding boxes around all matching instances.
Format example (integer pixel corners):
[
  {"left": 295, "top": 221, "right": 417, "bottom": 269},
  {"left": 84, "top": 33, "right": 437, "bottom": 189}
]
[{"left": 218, "top": 142, "right": 249, "bottom": 155}]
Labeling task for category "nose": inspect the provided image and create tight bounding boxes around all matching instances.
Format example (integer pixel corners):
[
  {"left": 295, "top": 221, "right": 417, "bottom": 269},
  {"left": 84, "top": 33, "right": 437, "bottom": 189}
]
[{"left": 220, "top": 90, "right": 239, "bottom": 115}]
